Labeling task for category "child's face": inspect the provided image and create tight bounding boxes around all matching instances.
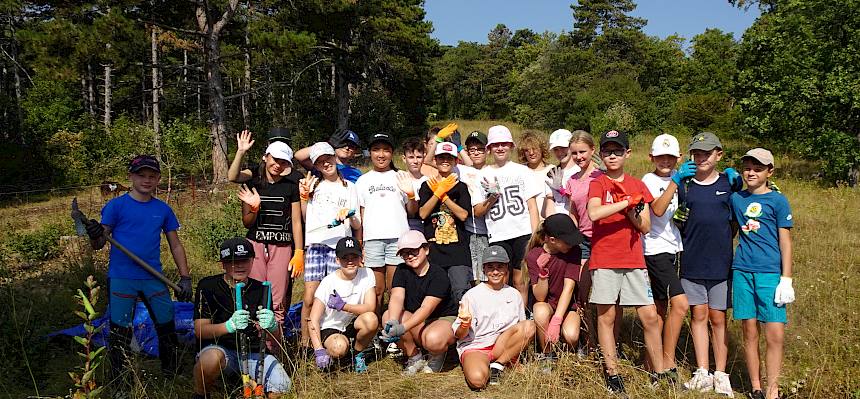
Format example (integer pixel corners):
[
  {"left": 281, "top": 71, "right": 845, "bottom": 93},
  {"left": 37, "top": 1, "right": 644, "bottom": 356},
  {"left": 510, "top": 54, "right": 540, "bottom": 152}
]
[
  {"left": 402, "top": 150, "right": 425, "bottom": 174},
  {"left": 222, "top": 259, "right": 252, "bottom": 281},
  {"left": 336, "top": 253, "right": 362, "bottom": 278},
  {"left": 742, "top": 159, "right": 773, "bottom": 190},
  {"left": 552, "top": 146, "right": 570, "bottom": 164},
  {"left": 128, "top": 169, "right": 161, "bottom": 194},
  {"left": 335, "top": 144, "right": 358, "bottom": 163},
  {"left": 370, "top": 143, "right": 393, "bottom": 171},
  {"left": 690, "top": 148, "right": 722, "bottom": 174},
  {"left": 314, "top": 154, "right": 338, "bottom": 177},
  {"left": 264, "top": 154, "right": 292, "bottom": 177},
  {"left": 650, "top": 154, "right": 680, "bottom": 177},
  {"left": 435, "top": 154, "right": 456, "bottom": 173},
  {"left": 599, "top": 142, "right": 630, "bottom": 171},
  {"left": 482, "top": 262, "right": 509, "bottom": 285},
  {"left": 465, "top": 140, "right": 487, "bottom": 167},
  {"left": 488, "top": 142, "right": 512, "bottom": 164},
  {"left": 547, "top": 236, "right": 572, "bottom": 253},
  {"left": 522, "top": 146, "right": 543, "bottom": 167},
  {"left": 400, "top": 246, "right": 429, "bottom": 269},
  {"left": 569, "top": 141, "right": 594, "bottom": 170}
]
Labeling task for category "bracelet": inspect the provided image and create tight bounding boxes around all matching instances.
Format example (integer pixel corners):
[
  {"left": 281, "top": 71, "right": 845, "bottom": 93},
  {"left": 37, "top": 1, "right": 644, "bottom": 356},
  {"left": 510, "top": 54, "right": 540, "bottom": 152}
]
[
  {"left": 407, "top": 193, "right": 416, "bottom": 201},
  {"left": 249, "top": 204, "right": 260, "bottom": 213},
  {"left": 300, "top": 193, "right": 310, "bottom": 201}
]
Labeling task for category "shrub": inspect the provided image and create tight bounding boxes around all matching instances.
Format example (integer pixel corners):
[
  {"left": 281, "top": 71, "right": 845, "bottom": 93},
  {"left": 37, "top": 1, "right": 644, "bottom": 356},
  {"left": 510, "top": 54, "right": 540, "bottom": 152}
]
[
  {"left": 185, "top": 195, "right": 246, "bottom": 261},
  {"left": 5, "top": 223, "right": 70, "bottom": 263}
]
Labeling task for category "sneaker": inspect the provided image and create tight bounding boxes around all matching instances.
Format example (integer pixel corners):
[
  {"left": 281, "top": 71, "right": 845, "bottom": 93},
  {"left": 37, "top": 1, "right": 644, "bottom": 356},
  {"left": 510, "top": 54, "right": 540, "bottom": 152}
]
[
  {"left": 748, "top": 390, "right": 765, "bottom": 399},
  {"left": 713, "top": 371, "right": 735, "bottom": 397},
  {"left": 684, "top": 368, "right": 714, "bottom": 392},
  {"left": 534, "top": 352, "right": 556, "bottom": 374},
  {"left": 353, "top": 350, "right": 370, "bottom": 373},
  {"left": 488, "top": 363, "right": 504, "bottom": 386},
  {"left": 387, "top": 342, "right": 402, "bottom": 356},
  {"left": 426, "top": 353, "right": 445, "bottom": 372},
  {"left": 403, "top": 355, "right": 429, "bottom": 376},
  {"left": 664, "top": 367, "right": 679, "bottom": 384},
  {"left": 606, "top": 374, "right": 626, "bottom": 394}
]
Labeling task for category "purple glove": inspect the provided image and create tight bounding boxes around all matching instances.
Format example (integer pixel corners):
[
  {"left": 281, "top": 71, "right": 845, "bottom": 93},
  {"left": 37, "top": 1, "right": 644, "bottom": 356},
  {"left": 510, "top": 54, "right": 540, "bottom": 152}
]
[
  {"left": 327, "top": 290, "right": 346, "bottom": 311},
  {"left": 314, "top": 348, "right": 331, "bottom": 369}
]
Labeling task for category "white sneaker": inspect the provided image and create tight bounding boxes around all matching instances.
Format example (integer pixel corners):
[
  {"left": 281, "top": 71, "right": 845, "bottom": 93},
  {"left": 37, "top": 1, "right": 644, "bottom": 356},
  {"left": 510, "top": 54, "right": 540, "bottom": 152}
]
[
  {"left": 403, "top": 355, "right": 428, "bottom": 376},
  {"left": 387, "top": 342, "right": 402, "bottom": 355},
  {"left": 713, "top": 371, "right": 735, "bottom": 397},
  {"left": 684, "top": 368, "right": 714, "bottom": 392},
  {"left": 425, "top": 353, "right": 445, "bottom": 372}
]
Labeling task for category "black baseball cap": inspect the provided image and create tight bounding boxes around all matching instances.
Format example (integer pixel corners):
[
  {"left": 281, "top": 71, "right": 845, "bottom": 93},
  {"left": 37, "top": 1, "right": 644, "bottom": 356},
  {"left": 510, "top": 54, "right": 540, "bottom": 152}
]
[
  {"left": 219, "top": 237, "right": 255, "bottom": 261},
  {"left": 267, "top": 127, "right": 291, "bottom": 144},
  {"left": 543, "top": 214, "right": 584, "bottom": 247},
  {"left": 329, "top": 129, "right": 361, "bottom": 149},
  {"left": 368, "top": 133, "right": 394, "bottom": 148},
  {"left": 335, "top": 236, "right": 362, "bottom": 258},
  {"left": 465, "top": 131, "right": 488, "bottom": 146},
  {"left": 128, "top": 155, "right": 161, "bottom": 173},
  {"left": 599, "top": 130, "right": 629, "bottom": 150}
]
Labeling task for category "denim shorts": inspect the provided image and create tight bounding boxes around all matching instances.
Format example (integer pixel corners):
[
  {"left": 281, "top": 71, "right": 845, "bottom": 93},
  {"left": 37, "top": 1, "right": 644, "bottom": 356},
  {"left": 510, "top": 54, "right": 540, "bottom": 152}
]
[{"left": 363, "top": 238, "right": 402, "bottom": 268}]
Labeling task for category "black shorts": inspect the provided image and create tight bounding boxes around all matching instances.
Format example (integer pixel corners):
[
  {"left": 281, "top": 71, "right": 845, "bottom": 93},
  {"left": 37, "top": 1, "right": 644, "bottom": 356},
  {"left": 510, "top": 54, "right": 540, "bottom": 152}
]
[
  {"left": 493, "top": 234, "right": 530, "bottom": 270},
  {"left": 645, "top": 253, "right": 685, "bottom": 301},
  {"left": 320, "top": 322, "right": 358, "bottom": 344}
]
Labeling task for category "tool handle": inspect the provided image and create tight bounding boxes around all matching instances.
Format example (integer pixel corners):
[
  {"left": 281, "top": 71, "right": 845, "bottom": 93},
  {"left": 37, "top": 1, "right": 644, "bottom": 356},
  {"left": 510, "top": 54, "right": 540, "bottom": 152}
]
[
  {"left": 263, "top": 281, "right": 272, "bottom": 310},
  {"left": 327, "top": 209, "right": 356, "bottom": 228},
  {"left": 236, "top": 282, "right": 245, "bottom": 311}
]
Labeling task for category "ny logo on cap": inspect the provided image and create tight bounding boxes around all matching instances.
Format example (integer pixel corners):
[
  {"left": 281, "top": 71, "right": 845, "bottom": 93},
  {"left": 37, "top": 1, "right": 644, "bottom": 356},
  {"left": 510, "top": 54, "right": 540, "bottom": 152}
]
[
  {"left": 606, "top": 130, "right": 619, "bottom": 138},
  {"left": 345, "top": 239, "right": 355, "bottom": 247},
  {"left": 348, "top": 132, "right": 357, "bottom": 141}
]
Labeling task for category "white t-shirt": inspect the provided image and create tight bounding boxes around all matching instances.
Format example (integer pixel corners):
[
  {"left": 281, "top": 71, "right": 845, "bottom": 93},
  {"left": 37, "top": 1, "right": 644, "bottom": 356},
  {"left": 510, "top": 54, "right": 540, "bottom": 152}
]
[
  {"left": 456, "top": 165, "right": 488, "bottom": 235},
  {"left": 305, "top": 180, "right": 360, "bottom": 248},
  {"left": 452, "top": 283, "right": 525, "bottom": 357},
  {"left": 476, "top": 162, "right": 542, "bottom": 242},
  {"left": 355, "top": 170, "right": 410, "bottom": 240},
  {"left": 411, "top": 175, "right": 428, "bottom": 201},
  {"left": 529, "top": 164, "right": 554, "bottom": 217},
  {"left": 641, "top": 172, "right": 683, "bottom": 255},
  {"left": 545, "top": 163, "right": 581, "bottom": 215},
  {"left": 314, "top": 268, "right": 376, "bottom": 331}
]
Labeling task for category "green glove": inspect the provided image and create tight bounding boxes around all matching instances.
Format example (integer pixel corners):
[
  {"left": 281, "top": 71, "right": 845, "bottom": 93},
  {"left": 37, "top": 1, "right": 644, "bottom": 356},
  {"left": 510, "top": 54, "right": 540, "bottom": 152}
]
[
  {"left": 225, "top": 309, "right": 250, "bottom": 333},
  {"left": 256, "top": 308, "right": 277, "bottom": 331}
]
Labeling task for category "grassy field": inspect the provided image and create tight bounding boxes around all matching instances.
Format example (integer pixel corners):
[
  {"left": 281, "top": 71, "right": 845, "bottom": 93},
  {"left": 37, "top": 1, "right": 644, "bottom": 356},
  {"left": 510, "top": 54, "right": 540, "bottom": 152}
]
[{"left": 1, "top": 121, "right": 858, "bottom": 398}]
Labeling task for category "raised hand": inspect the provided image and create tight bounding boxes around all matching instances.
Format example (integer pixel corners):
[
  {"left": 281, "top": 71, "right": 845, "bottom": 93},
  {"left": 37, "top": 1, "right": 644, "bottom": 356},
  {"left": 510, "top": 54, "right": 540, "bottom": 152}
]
[
  {"left": 433, "top": 174, "right": 458, "bottom": 200},
  {"left": 435, "top": 123, "right": 458, "bottom": 141},
  {"left": 546, "top": 166, "right": 565, "bottom": 193},
  {"left": 299, "top": 172, "right": 318, "bottom": 201},
  {"left": 396, "top": 170, "right": 416, "bottom": 199},
  {"left": 236, "top": 130, "right": 255, "bottom": 153},
  {"left": 671, "top": 160, "right": 697, "bottom": 185},
  {"left": 481, "top": 177, "right": 501, "bottom": 197},
  {"left": 237, "top": 184, "right": 261, "bottom": 210}
]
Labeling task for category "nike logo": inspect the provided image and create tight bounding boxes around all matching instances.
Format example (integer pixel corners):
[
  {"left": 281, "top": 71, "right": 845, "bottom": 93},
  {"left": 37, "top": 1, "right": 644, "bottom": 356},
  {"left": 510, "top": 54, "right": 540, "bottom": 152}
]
[{"left": 716, "top": 191, "right": 727, "bottom": 195}]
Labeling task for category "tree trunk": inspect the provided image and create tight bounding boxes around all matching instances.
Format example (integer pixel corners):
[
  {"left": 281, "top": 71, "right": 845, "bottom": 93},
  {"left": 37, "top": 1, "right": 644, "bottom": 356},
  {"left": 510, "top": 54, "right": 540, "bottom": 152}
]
[
  {"left": 182, "top": 49, "right": 188, "bottom": 110},
  {"left": 103, "top": 61, "right": 112, "bottom": 131},
  {"left": 86, "top": 63, "right": 95, "bottom": 116},
  {"left": 151, "top": 26, "right": 162, "bottom": 161},
  {"left": 335, "top": 64, "right": 350, "bottom": 130},
  {"left": 241, "top": 7, "right": 251, "bottom": 130}
]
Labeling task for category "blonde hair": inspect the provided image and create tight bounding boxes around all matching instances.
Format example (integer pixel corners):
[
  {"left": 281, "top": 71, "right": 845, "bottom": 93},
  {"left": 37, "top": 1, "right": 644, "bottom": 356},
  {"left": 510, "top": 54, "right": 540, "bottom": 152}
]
[
  {"left": 527, "top": 221, "right": 548, "bottom": 252},
  {"left": 517, "top": 130, "right": 548, "bottom": 164},
  {"left": 569, "top": 130, "right": 595, "bottom": 148}
]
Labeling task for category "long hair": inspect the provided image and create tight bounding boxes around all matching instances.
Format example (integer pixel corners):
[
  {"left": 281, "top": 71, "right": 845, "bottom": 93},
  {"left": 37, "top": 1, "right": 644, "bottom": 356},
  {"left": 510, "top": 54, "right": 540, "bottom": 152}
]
[
  {"left": 518, "top": 130, "right": 549, "bottom": 165},
  {"left": 570, "top": 130, "right": 602, "bottom": 169},
  {"left": 527, "top": 220, "right": 548, "bottom": 251}
]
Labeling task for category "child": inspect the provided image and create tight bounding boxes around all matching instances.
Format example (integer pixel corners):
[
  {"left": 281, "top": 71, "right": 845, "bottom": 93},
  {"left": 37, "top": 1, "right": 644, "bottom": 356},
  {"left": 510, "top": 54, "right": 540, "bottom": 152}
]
[
  {"left": 381, "top": 231, "right": 459, "bottom": 374},
  {"left": 418, "top": 142, "right": 473, "bottom": 301},
  {"left": 474, "top": 125, "right": 542, "bottom": 302},
  {"left": 294, "top": 129, "right": 363, "bottom": 183},
  {"left": 355, "top": 133, "right": 418, "bottom": 311},
  {"left": 454, "top": 245, "right": 536, "bottom": 390},
  {"left": 191, "top": 237, "right": 290, "bottom": 399},
  {"left": 543, "top": 129, "right": 581, "bottom": 217},
  {"left": 586, "top": 130, "right": 666, "bottom": 393},
  {"left": 85, "top": 155, "right": 191, "bottom": 385},
  {"left": 309, "top": 237, "right": 378, "bottom": 373},
  {"left": 402, "top": 136, "right": 429, "bottom": 231},
  {"left": 731, "top": 148, "right": 794, "bottom": 399},
  {"left": 423, "top": 123, "right": 473, "bottom": 171},
  {"left": 642, "top": 134, "right": 689, "bottom": 380},
  {"left": 234, "top": 140, "right": 304, "bottom": 339},
  {"left": 518, "top": 130, "right": 553, "bottom": 218},
  {"left": 297, "top": 141, "right": 362, "bottom": 349},
  {"left": 228, "top": 130, "right": 304, "bottom": 184},
  {"left": 525, "top": 214, "right": 584, "bottom": 355},
  {"left": 455, "top": 131, "right": 491, "bottom": 283}
]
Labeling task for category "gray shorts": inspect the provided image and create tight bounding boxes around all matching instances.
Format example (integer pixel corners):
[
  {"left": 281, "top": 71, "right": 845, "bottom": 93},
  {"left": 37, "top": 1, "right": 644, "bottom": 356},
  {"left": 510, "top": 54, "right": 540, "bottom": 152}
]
[
  {"left": 364, "top": 238, "right": 402, "bottom": 268},
  {"left": 589, "top": 268, "right": 654, "bottom": 306},
  {"left": 444, "top": 265, "right": 473, "bottom": 303},
  {"left": 681, "top": 278, "right": 731, "bottom": 310},
  {"left": 468, "top": 232, "right": 489, "bottom": 282}
]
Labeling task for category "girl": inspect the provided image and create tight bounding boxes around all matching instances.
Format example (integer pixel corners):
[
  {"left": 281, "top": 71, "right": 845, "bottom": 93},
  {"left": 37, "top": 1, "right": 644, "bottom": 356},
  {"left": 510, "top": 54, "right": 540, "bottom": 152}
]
[
  {"left": 543, "top": 129, "right": 581, "bottom": 217},
  {"left": 517, "top": 130, "right": 553, "bottom": 218},
  {"left": 525, "top": 214, "right": 584, "bottom": 355},
  {"left": 298, "top": 141, "right": 362, "bottom": 347},
  {"left": 455, "top": 245, "right": 536, "bottom": 390},
  {"left": 355, "top": 133, "right": 419, "bottom": 311}
]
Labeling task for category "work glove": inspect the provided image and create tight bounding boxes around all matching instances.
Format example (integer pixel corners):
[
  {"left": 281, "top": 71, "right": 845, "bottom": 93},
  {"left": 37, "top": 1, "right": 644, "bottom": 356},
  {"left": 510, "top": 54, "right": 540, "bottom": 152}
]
[
  {"left": 85, "top": 219, "right": 104, "bottom": 240},
  {"left": 546, "top": 315, "right": 563, "bottom": 343},
  {"left": 774, "top": 277, "right": 795, "bottom": 307},
  {"left": 724, "top": 167, "right": 743, "bottom": 192},
  {"left": 299, "top": 172, "right": 319, "bottom": 202},
  {"left": 314, "top": 348, "right": 331, "bottom": 369},
  {"left": 380, "top": 320, "right": 405, "bottom": 343},
  {"left": 433, "top": 174, "right": 458, "bottom": 201},
  {"left": 625, "top": 192, "right": 645, "bottom": 212},
  {"left": 537, "top": 252, "right": 551, "bottom": 279},
  {"left": 671, "top": 161, "right": 697, "bottom": 185},
  {"left": 396, "top": 171, "right": 416, "bottom": 200},
  {"left": 450, "top": 129, "right": 463, "bottom": 152},
  {"left": 289, "top": 249, "right": 305, "bottom": 278},
  {"left": 225, "top": 309, "right": 250, "bottom": 333},
  {"left": 768, "top": 181, "right": 781, "bottom": 193},
  {"left": 545, "top": 166, "right": 567, "bottom": 196},
  {"left": 457, "top": 299, "right": 473, "bottom": 327},
  {"left": 176, "top": 276, "right": 193, "bottom": 302},
  {"left": 481, "top": 177, "right": 501, "bottom": 197},
  {"left": 256, "top": 308, "right": 277, "bottom": 332},
  {"left": 327, "top": 290, "right": 346, "bottom": 311},
  {"left": 435, "top": 123, "right": 458, "bottom": 142}
]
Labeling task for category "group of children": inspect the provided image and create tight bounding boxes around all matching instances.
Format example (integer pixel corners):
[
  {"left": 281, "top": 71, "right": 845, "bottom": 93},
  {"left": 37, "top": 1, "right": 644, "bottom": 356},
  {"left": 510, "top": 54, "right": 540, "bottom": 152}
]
[{"left": 86, "top": 124, "right": 794, "bottom": 399}]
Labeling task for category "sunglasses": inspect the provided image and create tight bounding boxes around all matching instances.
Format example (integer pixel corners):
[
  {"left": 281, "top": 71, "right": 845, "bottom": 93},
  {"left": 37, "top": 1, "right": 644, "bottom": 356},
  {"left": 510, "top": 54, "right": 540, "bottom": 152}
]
[
  {"left": 600, "top": 149, "right": 626, "bottom": 157},
  {"left": 467, "top": 147, "right": 486, "bottom": 153},
  {"left": 400, "top": 248, "right": 422, "bottom": 258}
]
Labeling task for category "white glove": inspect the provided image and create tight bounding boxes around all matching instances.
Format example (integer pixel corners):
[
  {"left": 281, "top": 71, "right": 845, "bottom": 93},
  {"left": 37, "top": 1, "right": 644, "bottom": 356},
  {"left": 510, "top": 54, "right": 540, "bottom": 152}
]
[{"left": 774, "top": 277, "right": 795, "bottom": 307}]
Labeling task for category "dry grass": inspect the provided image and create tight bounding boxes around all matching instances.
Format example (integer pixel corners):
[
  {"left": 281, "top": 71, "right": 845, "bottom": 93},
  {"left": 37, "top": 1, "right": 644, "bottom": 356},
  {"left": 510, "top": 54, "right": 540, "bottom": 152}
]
[{"left": 0, "top": 121, "right": 858, "bottom": 398}]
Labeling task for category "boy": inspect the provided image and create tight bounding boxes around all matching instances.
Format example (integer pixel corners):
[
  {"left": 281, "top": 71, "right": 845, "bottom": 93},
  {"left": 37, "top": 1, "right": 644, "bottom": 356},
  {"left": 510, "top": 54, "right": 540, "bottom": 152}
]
[
  {"left": 191, "top": 237, "right": 290, "bottom": 398},
  {"left": 309, "top": 237, "right": 378, "bottom": 373},
  {"left": 585, "top": 130, "right": 666, "bottom": 393},
  {"left": 731, "top": 148, "right": 794, "bottom": 399},
  {"left": 402, "top": 136, "right": 429, "bottom": 231},
  {"left": 543, "top": 129, "right": 581, "bottom": 217},
  {"left": 85, "top": 155, "right": 192, "bottom": 385},
  {"left": 643, "top": 134, "right": 689, "bottom": 380},
  {"left": 294, "top": 129, "right": 363, "bottom": 182},
  {"left": 456, "top": 131, "right": 491, "bottom": 282}
]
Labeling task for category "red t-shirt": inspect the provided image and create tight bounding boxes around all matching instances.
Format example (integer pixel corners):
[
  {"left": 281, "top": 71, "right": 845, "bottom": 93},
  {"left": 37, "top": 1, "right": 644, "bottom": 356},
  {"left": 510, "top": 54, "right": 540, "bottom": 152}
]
[
  {"left": 587, "top": 173, "right": 654, "bottom": 270},
  {"left": 525, "top": 246, "right": 582, "bottom": 310}
]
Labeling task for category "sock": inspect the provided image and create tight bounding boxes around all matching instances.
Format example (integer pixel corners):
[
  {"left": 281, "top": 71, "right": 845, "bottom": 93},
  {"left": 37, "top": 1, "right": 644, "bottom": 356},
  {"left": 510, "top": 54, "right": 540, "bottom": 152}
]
[
  {"left": 490, "top": 362, "right": 504, "bottom": 371},
  {"left": 408, "top": 352, "right": 423, "bottom": 363}
]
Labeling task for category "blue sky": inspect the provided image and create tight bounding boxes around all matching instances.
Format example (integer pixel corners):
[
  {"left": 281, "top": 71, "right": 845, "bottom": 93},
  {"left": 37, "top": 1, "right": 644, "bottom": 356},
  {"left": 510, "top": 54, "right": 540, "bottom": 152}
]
[{"left": 424, "top": 0, "right": 760, "bottom": 47}]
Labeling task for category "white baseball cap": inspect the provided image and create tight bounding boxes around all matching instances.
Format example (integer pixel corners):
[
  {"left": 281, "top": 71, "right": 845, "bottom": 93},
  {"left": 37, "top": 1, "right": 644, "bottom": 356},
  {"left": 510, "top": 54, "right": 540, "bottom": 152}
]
[
  {"left": 486, "top": 125, "right": 514, "bottom": 148},
  {"left": 265, "top": 141, "right": 294, "bottom": 163},
  {"left": 548, "top": 129, "right": 573, "bottom": 149},
  {"left": 435, "top": 141, "right": 459, "bottom": 157},
  {"left": 650, "top": 134, "right": 680, "bottom": 157},
  {"left": 309, "top": 142, "right": 336, "bottom": 164}
]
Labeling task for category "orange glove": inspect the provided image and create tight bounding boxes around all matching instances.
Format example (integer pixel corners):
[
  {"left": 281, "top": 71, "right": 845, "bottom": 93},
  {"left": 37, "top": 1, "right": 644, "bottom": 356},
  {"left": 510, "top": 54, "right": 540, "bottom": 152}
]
[
  {"left": 435, "top": 123, "right": 458, "bottom": 142},
  {"left": 433, "top": 174, "right": 458, "bottom": 201},
  {"left": 289, "top": 249, "right": 305, "bottom": 278}
]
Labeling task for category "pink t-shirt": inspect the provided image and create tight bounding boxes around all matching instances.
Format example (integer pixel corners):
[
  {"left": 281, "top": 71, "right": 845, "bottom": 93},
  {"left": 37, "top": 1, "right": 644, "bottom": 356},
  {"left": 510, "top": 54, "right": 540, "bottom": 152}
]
[
  {"left": 452, "top": 283, "right": 525, "bottom": 357},
  {"left": 565, "top": 169, "right": 604, "bottom": 238}
]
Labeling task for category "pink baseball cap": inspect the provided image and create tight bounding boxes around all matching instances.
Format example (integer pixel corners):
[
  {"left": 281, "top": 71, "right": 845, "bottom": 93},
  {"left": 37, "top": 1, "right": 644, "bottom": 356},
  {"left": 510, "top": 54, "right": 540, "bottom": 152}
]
[
  {"left": 486, "top": 125, "right": 514, "bottom": 148},
  {"left": 397, "top": 230, "right": 427, "bottom": 254}
]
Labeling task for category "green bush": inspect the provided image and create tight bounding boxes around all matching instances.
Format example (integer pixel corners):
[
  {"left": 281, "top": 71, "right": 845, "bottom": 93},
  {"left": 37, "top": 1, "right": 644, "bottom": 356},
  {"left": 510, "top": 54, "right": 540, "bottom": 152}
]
[
  {"left": 5, "top": 223, "right": 71, "bottom": 263},
  {"left": 185, "top": 195, "right": 246, "bottom": 261}
]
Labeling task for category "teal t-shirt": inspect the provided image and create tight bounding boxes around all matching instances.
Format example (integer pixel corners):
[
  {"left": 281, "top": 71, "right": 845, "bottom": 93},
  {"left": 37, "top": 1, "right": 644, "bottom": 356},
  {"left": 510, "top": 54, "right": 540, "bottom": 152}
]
[{"left": 731, "top": 190, "right": 793, "bottom": 274}]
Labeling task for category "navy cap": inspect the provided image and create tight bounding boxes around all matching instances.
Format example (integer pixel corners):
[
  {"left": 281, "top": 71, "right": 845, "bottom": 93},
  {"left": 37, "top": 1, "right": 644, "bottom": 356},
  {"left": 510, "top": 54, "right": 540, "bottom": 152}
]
[
  {"left": 219, "top": 237, "right": 255, "bottom": 261},
  {"left": 128, "top": 155, "right": 161, "bottom": 173},
  {"left": 330, "top": 129, "right": 361, "bottom": 149},
  {"left": 599, "top": 130, "right": 629, "bottom": 149},
  {"left": 267, "top": 127, "right": 291, "bottom": 144},
  {"left": 368, "top": 133, "right": 394, "bottom": 148},
  {"left": 335, "top": 236, "right": 362, "bottom": 258}
]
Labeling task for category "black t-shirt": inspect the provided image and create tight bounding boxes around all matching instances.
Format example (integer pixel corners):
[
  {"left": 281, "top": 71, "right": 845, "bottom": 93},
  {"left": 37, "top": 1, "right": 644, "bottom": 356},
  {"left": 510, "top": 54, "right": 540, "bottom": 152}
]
[
  {"left": 245, "top": 168, "right": 300, "bottom": 245},
  {"left": 193, "top": 275, "right": 267, "bottom": 352},
  {"left": 392, "top": 263, "right": 458, "bottom": 319},
  {"left": 418, "top": 181, "right": 472, "bottom": 268}
]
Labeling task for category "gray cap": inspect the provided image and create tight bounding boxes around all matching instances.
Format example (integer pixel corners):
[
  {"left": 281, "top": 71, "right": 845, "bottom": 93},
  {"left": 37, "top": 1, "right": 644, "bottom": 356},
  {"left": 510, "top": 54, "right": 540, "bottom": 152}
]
[
  {"left": 482, "top": 245, "right": 510, "bottom": 264},
  {"left": 688, "top": 132, "right": 722, "bottom": 152}
]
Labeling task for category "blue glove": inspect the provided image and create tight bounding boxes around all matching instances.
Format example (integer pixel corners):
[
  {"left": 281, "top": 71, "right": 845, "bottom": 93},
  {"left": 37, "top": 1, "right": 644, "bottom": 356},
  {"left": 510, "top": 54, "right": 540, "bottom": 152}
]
[
  {"left": 225, "top": 309, "right": 250, "bottom": 333},
  {"left": 257, "top": 308, "right": 276, "bottom": 331},
  {"left": 450, "top": 130, "right": 463, "bottom": 152},
  {"left": 724, "top": 167, "right": 743, "bottom": 192},
  {"left": 314, "top": 348, "right": 331, "bottom": 369},
  {"left": 380, "top": 320, "right": 405, "bottom": 343},
  {"left": 671, "top": 161, "right": 697, "bottom": 185}
]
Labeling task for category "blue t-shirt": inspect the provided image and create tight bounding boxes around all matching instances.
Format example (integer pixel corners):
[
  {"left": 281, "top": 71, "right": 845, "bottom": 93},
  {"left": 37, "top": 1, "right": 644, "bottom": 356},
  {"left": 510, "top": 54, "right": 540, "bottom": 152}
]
[
  {"left": 731, "top": 190, "right": 793, "bottom": 274},
  {"left": 101, "top": 193, "right": 180, "bottom": 279},
  {"left": 337, "top": 164, "right": 362, "bottom": 183},
  {"left": 678, "top": 174, "right": 734, "bottom": 280}
]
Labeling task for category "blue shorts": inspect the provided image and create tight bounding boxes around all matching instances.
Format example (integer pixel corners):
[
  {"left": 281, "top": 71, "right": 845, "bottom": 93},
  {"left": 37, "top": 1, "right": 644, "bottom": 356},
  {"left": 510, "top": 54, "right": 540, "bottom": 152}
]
[
  {"left": 109, "top": 278, "right": 174, "bottom": 326},
  {"left": 579, "top": 236, "right": 592, "bottom": 260},
  {"left": 732, "top": 270, "right": 787, "bottom": 323},
  {"left": 364, "top": 238, "right": 402, "bottom": 268},
  {"left": 304, "top": 244, "right": 339, "bottom": 282},
  {"left": 681, "top": 278, "right": 731, "bottom": 311},
  {"left": 197, "top": 345, "right": 291, "bottom": 393}
]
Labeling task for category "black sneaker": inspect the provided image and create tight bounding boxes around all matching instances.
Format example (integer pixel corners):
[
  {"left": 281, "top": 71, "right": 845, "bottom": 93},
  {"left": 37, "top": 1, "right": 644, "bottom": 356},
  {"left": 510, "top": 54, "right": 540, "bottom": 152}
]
[
  {"left": 488, "top": 363, "right": 504, "bottom": 385},
  {"left": 606, "top": 374, "right": 626, "bottom": 393},
  {"left": 748, "top": 390, "right": 765, "bottom": 399}
]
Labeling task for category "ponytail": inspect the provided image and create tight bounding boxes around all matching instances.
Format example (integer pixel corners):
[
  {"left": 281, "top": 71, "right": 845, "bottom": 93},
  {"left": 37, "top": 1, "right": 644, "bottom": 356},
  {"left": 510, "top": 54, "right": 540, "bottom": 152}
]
[{"left": 527, "top": 221, "right": 548, "bottom": 251}]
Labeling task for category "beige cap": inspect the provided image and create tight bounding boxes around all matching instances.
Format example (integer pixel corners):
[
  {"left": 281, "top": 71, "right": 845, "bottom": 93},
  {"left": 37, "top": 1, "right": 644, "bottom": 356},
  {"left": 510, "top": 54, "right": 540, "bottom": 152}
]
[{"left": 742, "top": 148, "right": 775, "bottom": 167}]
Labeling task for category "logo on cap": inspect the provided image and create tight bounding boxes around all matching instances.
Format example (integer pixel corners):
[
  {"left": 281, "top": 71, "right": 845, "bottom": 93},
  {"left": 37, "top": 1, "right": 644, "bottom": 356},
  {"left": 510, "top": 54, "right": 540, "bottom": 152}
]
[
  {"left": 491, "top": 250, "right": 498, "bottom": 255},
  {"left": 349, "top": 132, "right": 357, "bottom": 141},
  {"left": 235, "top": 244, "right": 248, "bottom": 255},
  {"left": 442, "top": 143, "right": 454, "bottom": 151},
  {"left": 662, "top": 139, "right": 670, "bottom": 147},
  {"left": 345, "top": 239, "right": 355, "bottom": 248},
  {"left": 606, "top": 131, "right": 619, "bottom": 138},
  {"left": 220, "top": 249, "right": 231, "bottom": 258}
]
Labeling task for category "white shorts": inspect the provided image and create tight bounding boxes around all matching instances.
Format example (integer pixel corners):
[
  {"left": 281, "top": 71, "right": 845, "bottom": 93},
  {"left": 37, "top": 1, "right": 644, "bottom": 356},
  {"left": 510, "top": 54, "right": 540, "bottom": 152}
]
[{"left": 589, "top": 268, "right": 654, "bottom": 306}]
